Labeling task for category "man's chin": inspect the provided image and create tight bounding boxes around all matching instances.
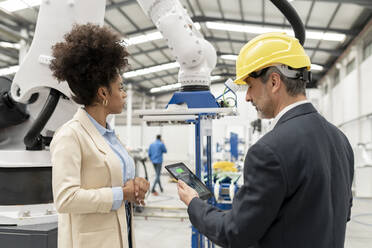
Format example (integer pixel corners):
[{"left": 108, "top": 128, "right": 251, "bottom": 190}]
[{"left": 257, "top": 111, "right": 271, "bottom": 119}]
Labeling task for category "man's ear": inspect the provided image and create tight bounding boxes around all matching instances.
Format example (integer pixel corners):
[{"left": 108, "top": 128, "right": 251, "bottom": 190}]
[{"left": 270, "top": 72, "right": 281, "bottom": 94}]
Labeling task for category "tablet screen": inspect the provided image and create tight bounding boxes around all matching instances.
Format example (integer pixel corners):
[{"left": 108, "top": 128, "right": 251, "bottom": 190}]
[{"left": 165, "top": 163, "right": 212, "bottom": 200}]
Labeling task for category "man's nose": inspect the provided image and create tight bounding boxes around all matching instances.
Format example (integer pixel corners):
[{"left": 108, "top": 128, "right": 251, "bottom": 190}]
[{"left": 245, "top": 88, "right": 252, "bottom": 102}]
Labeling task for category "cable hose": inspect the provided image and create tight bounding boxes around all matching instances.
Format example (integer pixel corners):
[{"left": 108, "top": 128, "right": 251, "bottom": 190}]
[
  {"left": 24, "top": 88, "right": 61, "bottom": 149},
  {"left": 269, "top": 0, "right": 306, "bottom": 45}
]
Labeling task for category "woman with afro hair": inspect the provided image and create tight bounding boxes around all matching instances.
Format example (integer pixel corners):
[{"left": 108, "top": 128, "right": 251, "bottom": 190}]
[{"left": 50, "top": 23, "right": 149, "bottom": 248}]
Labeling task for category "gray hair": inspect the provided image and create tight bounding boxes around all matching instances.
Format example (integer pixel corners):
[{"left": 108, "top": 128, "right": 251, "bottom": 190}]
[{"left": 261, "top": 67, "right": 306, "bottom": 96}]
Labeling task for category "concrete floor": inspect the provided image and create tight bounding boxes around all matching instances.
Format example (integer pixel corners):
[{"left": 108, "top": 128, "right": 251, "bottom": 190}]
[
  {"left": 133, "top": 164, "right": 372, "bottom": 248},
  {"left": 345, "top": 198, "right": 372, "bottom": 248}
]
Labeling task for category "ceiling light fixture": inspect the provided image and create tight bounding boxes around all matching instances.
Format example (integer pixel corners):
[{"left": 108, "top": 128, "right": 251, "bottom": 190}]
[
  {"left": 123, "top": 62, "right": 180, "bottom": 78},
  {"left": 220, "top": 54, "right": 238, "bottom": 61},
  {"left": 311, "top": 64, "right": 324, "bottom": 71},
  {"left": 123, "top": 23, "right": 200, "bottom": 47},
  {"left": 0, "top": 0, "right": 41, "bottom": 12},
  {"left": 206, "top": 22, "right": 346, "bottom": 42},
  {"left": 150, "top": 83, "right": 181, "bottom": 93},
  {"left": 124, "top": 31, "right": 163, "bottom": 46},
  {"left": 0, "top": 42, "right": 21, "bottom": 50},
  {"left": 0, "top": 65, "right": 19, "bottom": 76}
]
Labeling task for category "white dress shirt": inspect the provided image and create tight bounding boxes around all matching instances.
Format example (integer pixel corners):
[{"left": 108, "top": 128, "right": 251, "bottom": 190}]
[{"left": 268, "top": 100, "right": 309, "bottom": 131}]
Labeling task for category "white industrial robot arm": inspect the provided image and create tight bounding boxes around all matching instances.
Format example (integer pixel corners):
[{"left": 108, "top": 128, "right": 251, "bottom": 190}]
[
  {"left": 137, "top": 0, "right": 217, "bottom": 91},
  {"left": 3, "top": 0, "right": 106, "bottom": 149}
]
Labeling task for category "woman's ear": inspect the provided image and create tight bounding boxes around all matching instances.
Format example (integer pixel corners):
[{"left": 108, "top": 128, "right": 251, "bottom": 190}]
[{"left": 97, "top": 86, "right": 108, "bottom": 101}]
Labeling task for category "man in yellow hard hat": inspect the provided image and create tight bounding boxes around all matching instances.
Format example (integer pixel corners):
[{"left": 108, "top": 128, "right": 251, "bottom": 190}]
[{"left": 177, "top": 32, "right": 354, "bottom": 248}]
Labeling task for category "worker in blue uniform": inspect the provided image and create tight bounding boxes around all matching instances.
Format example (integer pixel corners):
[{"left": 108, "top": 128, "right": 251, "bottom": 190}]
[{"left": 148, "top": 135, "right": 167, "bottom": 195}]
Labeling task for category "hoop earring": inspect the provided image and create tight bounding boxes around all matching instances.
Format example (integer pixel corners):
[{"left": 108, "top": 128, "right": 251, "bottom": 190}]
[{"left": 103, "top": 99, "right": 108, "bottom": 106}]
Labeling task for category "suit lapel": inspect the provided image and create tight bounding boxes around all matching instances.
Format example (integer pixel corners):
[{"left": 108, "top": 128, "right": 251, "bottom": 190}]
[
  {"left": 274, "top": 103, "right": 317, "bottom": 129},
  {"left": 73, "top": 108, "right": 123, "bottom": 187}
]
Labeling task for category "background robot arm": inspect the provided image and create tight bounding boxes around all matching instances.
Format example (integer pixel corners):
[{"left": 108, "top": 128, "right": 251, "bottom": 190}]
[
  {"left": 0, "top": 0, "right": 106, "bottom": 150},
  {"left": 137, "top": 0, "right": 217, "bottom": 91}
]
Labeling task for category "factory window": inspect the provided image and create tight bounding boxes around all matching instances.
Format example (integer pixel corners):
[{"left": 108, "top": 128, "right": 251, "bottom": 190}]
[
  {"left": 346, "top": 59, "right": 355, "bottom": 75},
  {"left": 363, "top": 42, "right": 372, "bottom": 61},
  {"left": 334, "top": 70, "right": 340, "bottom": 86}
]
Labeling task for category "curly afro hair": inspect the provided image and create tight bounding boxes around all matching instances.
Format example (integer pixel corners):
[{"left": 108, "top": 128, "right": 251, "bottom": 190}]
[{"left": 50, "top": 23, "right": 129, "bottom": 105}]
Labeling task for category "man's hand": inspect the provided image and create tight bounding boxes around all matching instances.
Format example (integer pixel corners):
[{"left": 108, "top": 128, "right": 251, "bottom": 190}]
[
  {"left": 134, "top": 177, "right": 150, "bottom": 205},
  {"left": 177, "top": 180, "right": 199, "bottom": 206}
]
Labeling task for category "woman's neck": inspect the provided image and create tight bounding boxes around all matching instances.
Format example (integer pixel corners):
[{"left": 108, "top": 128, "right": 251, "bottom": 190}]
[{"left": 84, "top": 105, "right": 108, "bottom": 128}]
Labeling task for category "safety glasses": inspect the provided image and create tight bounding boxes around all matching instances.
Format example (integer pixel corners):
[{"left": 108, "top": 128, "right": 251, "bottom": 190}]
[{"left": 249, "top": 67, "right": 270, "bottom": 79}]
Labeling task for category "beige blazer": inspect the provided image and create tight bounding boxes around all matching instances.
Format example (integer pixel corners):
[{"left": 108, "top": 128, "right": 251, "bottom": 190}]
[{"left": 51, "top": 108, "right": 135, "bottom": 248}]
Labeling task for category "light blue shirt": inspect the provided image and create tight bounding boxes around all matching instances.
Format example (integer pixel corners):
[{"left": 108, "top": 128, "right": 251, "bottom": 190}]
[
  {"left": 86, "top": 112, "right": 135, "bottom": 210},
  {"left": 148, "top": 140, "right": 167, "bottom": 164}
]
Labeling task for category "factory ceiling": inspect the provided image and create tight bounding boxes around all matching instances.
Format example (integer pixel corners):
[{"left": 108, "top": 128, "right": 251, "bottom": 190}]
[{"left": 0, "top": 0, "right": 371, "bottom": 95}]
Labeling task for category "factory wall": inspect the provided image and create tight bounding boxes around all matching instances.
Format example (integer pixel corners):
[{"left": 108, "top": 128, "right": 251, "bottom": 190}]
[
  {"left": 318, "top": 24, "right": 372, "bottom": 149},
  {"left": 317, "top": 22, "right": 372, "bottom": 197},
  {"left": 116, "top": 124, "right": 194, "bottom": 162}
]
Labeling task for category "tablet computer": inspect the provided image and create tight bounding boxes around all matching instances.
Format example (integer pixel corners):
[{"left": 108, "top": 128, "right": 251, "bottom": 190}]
[{"left": 165, "top": 162, "right": 213, "bottom": 200}]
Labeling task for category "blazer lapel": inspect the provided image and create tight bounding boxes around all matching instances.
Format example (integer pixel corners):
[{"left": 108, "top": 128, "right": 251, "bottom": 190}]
[
  {"left": 73, "top": 108, "right": 123, "bottom": 187},
  {"left": 274, "top": 103, "right": 317, "bottom": 129}
]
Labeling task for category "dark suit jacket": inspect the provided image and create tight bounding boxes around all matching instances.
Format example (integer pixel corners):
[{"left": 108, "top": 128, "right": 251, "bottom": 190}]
[{"left": 188, "top": 103, "right": 354, "bottom": 248}]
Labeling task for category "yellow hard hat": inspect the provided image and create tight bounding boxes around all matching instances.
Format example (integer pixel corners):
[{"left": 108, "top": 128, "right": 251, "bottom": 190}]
[{"left": 234, "top": 32, "right": 311, "bottom": 85}]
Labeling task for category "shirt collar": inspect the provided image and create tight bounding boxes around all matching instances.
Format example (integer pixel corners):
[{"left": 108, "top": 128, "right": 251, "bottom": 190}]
[
  {"left": 85, "top": 110, "right": 114, "bottom": 136},
  {"left": 268, "top": 100, "right": 309, "bottom": 131}
]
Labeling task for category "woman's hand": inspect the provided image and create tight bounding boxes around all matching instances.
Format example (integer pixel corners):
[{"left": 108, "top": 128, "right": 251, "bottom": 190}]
[
  {"left": 122, "top": 179, "right": 138, "bottom": 203},
  {"left": 122, "top": 178, "right": 149, "bottom": 205},
  {"left": 134, "top": 177, "right": 150, "bottom": 205}
]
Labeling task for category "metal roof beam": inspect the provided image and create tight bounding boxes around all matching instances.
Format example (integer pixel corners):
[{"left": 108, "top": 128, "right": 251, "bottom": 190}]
[
  {"left": 129, "top": 46, "right": 168, "bottom": 57},
  {"left": 129, "top": 43, "right": 338, "bottom": 66},
  {"left": 310, "top": 3, "right": 341, "bottom": 61},
  {"left": 192, "top": 16, "right": 358, "bottom": 36},
  {"left": 125, "top": 16, "right": 357, "bottom": 37},
  {"left": 296, "top": 0, "right": 372, "bottom": 8},
  {"left": 0, "top": 46, "right": 18, "bottom": 60},
  {"left": 106, "top": 0, "right": 137, "bottom": 11},
  {"left": 0, "top": 58, "right": 15, "bottom": 65},
  {"left": 0, "top": 9, "right": 34, "bottom": 28},
  {"left": 0, "top": 23, "right": 28, "bottom": 42}
]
